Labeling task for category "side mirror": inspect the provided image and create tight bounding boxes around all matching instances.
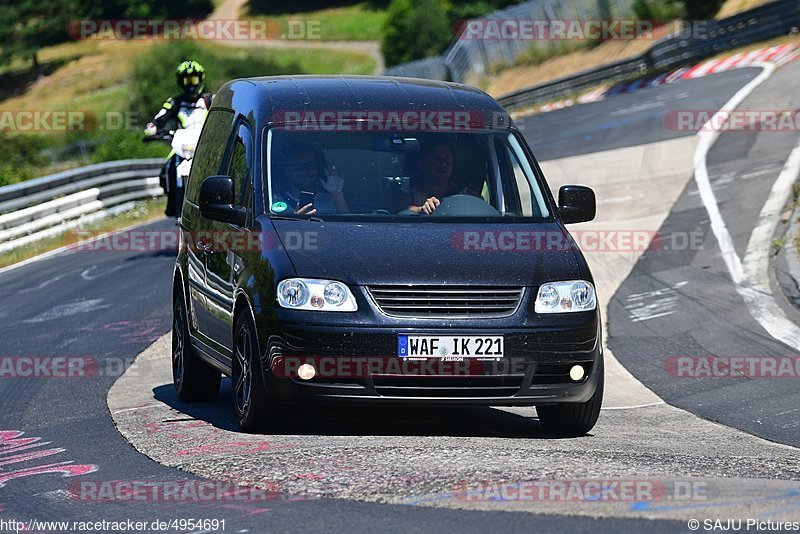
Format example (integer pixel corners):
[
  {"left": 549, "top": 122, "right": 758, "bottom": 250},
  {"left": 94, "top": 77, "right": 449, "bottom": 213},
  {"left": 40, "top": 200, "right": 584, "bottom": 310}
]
[
  {"left": 199, "top": 175, "right": 247, "bottom": 226},
  {"left": 558, "top": 185, "right": 596, "bottom": 224}
]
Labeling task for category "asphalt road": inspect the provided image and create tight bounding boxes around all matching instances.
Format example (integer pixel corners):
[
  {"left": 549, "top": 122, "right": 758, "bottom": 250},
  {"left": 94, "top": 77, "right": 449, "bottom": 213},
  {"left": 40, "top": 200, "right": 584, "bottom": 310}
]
[
  {"left": 0, "top": 223, "right": 690, "bottom": 531},
  {"left": 1, "top": 63, "right": 799, "bottom": 532},
  {"left": 608, "top": 60, "right": 800, "bottom": 447},
  {"left": 519, "top": 67, "right": 761, "bottom": 161}
]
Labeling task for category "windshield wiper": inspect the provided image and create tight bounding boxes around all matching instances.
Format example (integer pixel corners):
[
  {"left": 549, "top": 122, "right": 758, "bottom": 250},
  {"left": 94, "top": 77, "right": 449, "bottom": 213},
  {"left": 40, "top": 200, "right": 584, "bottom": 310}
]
[{"left": 269, "top": 214, "right": 325, "bottom": 222}]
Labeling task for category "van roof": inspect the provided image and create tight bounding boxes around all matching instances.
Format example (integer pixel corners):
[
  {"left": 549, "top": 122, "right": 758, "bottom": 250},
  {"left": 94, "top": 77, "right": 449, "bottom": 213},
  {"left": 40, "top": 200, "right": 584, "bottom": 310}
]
[{"left": 212, "top": 76, "right": 511, "bottom": 130}]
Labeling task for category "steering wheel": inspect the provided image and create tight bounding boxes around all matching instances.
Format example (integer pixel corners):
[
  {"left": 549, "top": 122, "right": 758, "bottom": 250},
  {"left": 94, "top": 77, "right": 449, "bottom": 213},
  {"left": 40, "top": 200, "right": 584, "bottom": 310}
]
[
  {"left": 371, "top": 209, "right": 392, "bottom": 215},
  {"left": 427, "top": 194, "right": 501, "bottom": 217}
]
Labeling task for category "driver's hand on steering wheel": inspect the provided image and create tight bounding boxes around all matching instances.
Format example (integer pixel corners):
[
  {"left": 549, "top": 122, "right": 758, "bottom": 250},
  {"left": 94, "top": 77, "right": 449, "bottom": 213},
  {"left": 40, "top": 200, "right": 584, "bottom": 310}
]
[{"left": 417, "top": 196, "right": 440, "bottom": 215}]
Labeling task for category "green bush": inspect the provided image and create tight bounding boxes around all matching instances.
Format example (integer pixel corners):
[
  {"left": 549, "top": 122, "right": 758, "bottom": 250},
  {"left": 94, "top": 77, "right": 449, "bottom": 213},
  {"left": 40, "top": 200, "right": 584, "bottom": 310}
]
[
  {"left": 381, "top": 0, "right": 524, "bottom": 67},
  {"left": 381, "top": 0, "right": 453, "bottom": 67},
  {"left": 448, "top": 0, "right": 521, "bottom": 22},
  {"left": 90, "top": 130, "right": 169, "bottom": 164},
  {"left": 635, "top": 0, "right": 724, "bottom": 23},
  {"left": 684, "top": 0, "right": 725, "bottom": 19},
  {"left": 247, "top": 0, "right": 389, "bottom": 15},
  {"left": 86, "top": 0, "right": 214, "bottom": 19},
  {"left": 0, "top": 133, "right": 50, "bottom": 187},
  {"left": 633, "top": 0, "right": 686, "bottom": 21},
  {"left": 0, "top": 165, "right": 34, "bottom": 188}
]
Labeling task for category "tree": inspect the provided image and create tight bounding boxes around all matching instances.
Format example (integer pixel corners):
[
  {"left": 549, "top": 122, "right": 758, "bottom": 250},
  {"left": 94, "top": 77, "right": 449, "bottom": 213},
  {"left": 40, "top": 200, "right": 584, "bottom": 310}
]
[
  {"left": 683, "top": 0, "right": 725, "bottom": 19},
  {"left": 632, "top": 0, "right": 686, "bottom": 21},
  {"left": 80, "top": 0, "right": 213, "bottom": 19},
  {"left": 381, "top": 0, "right": 453, "bottom": 67},
  {"left": 0, "top": 0, "right": 214, "bottom": 72},
  {"left": 381, "top": 0, "right": 527, "bottom": 68},
  {"left": 0, "top": 0, "right": 81, "bottom": 75}
]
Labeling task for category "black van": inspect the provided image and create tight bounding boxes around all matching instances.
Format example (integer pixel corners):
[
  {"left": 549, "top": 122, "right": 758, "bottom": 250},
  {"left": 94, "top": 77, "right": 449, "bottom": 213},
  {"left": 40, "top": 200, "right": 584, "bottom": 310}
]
[{"left": 172, "top": 75, "right": 602, "bottom": 435}]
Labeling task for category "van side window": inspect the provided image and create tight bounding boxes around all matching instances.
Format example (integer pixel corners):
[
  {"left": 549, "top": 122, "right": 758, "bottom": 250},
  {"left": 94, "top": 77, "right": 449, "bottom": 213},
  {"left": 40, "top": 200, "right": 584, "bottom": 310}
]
[
  {"left": 184, "top": 109, "right": 235, "bottom": 206},
  {"left": 227, "top": 125, "right": 253, "bottom": 210}
]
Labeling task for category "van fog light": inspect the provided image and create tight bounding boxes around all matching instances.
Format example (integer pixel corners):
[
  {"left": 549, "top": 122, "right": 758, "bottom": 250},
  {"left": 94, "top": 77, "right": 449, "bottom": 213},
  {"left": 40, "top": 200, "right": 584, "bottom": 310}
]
[
  {"left": 297, "top": 364, "right": 316, "bottom": 380},
  {"left": 569, "top": 365, "right": 585, "bottom": 382}
]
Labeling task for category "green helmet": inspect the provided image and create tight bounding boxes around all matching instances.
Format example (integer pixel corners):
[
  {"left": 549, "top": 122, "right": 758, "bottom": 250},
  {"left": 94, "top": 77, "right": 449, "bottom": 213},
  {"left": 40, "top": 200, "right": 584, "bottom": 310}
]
[{"left": 176, "top": 60, "right": 205, "bottom": 99}]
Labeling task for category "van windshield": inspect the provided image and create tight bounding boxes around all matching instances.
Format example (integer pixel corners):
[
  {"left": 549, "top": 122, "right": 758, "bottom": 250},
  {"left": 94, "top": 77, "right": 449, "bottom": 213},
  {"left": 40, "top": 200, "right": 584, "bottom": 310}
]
[{"left": 266, "top": 130, "right": 552, "bottom": 221}]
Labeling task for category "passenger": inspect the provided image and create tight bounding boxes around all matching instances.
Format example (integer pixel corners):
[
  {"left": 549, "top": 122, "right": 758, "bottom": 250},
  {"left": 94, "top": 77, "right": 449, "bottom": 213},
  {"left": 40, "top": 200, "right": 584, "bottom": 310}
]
[{"left": 274, "top": 143, "right": 349, "bottom": 215}]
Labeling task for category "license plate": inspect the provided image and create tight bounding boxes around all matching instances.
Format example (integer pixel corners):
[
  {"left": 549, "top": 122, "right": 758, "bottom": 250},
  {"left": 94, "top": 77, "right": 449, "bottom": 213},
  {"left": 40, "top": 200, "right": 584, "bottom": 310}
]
[{"left": 398, "top": 335, "right": 504, "bottom": 358}]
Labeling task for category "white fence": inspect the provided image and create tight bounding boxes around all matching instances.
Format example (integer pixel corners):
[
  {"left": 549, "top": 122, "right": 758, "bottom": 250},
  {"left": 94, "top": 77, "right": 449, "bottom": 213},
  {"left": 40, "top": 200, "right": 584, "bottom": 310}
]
[{"left": 0, "top": 159, "right": 164, "bottom": 253}]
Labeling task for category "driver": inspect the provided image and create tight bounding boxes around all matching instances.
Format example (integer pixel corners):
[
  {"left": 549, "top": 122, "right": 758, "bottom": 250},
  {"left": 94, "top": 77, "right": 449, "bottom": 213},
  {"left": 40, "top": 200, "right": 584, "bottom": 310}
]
[{"left": 404, "top": 142, "right": 478, "bottom": 214}]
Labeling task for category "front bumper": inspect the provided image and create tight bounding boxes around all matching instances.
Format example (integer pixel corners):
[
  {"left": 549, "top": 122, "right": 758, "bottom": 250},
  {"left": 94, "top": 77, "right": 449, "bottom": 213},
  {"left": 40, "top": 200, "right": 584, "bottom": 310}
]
[{"left": 261, "top": 322, "right": 602, "bottom": 406}]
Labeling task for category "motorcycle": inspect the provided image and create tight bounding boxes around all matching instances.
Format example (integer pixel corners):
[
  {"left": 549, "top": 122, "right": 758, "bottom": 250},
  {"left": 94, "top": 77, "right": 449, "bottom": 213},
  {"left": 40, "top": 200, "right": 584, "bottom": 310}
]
[{"left": 143, "top": 101, "right": 208, "bottom": 221}]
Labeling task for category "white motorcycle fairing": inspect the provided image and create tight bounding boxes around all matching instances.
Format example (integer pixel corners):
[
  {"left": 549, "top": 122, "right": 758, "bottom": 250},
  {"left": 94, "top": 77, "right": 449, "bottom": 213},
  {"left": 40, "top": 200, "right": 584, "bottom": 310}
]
[{"left": 171, "top": 101, "right": 208, "bottom": 187}]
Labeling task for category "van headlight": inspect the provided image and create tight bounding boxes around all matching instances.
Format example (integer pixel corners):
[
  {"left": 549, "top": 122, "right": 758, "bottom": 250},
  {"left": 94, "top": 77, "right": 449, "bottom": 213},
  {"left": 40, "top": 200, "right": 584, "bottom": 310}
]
[
  {"left": 277, "top": 278, "right": 357, "bottom": 312},
  {"left": 535, "top": 281, "right": 596, "bottom": 313}
]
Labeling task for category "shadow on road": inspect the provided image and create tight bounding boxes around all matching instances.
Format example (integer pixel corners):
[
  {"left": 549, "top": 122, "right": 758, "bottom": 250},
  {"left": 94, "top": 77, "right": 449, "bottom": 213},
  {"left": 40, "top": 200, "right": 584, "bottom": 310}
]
[{"left": 152, "top": 381, "right": 586, "bottom": 440}]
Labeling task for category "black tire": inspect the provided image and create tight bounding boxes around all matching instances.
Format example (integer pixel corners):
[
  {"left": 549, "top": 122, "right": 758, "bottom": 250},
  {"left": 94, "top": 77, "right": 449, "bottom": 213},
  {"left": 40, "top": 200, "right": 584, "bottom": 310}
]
[
  {"left": 232, "top": 310, "right": 282, "bottom": 432},
  {"left": 172, "top": 291, "right": 221, "bottom": 401},
  {"left": 536, "top": 359, "right": 604, "bottom": 437}
]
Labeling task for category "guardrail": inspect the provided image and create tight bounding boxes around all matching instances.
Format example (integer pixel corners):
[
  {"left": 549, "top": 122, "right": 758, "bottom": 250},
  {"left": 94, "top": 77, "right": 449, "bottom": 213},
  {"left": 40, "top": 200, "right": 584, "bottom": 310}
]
[
  {"left": 497, "top": 0, "right": 800, "bottom": 110},
  {"left": 383, "top": 56, "right": 452, "bottom": 82},
  {"left": 384, "top": 0, "right": 799, "bottom": 111},
  {"left": 0, "top": 159, "right": 164, "bottom": 254},
  {"left": 496, "top": 55, "right": 648, "bottom": 110}
]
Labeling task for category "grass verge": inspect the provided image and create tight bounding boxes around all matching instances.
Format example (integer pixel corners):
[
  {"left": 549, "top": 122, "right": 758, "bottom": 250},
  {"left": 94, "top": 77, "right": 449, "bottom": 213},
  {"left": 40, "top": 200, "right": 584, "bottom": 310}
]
[
  {"left": 0, "top": 37, "right": 375, "bottom": 182},
  {"left": 486, "top": 32, "right": 665, "bottom": 97},
  {"left": 716, "top": 0, "right": 773, "bottom": 18},
  {"left": 246, "top": 3, "right": 386, "bottom": 41}
]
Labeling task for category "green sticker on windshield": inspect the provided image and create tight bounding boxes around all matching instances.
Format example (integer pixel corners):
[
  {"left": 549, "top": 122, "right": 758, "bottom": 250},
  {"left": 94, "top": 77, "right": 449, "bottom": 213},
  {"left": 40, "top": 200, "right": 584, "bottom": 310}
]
[{"left": 271, "top": 201, "right": 288, "bottom": 213}]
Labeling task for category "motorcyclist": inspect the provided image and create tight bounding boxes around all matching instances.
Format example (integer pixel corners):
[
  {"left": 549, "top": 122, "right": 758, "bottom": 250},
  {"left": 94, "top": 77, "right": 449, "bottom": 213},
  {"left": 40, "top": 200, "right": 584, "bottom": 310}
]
[{"left": 144, "top": 60, "right": 213, "bottom": 217}]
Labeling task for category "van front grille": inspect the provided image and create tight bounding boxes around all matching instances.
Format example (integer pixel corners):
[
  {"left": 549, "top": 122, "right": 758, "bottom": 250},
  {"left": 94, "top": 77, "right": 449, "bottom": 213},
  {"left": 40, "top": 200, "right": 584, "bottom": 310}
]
[{"left": 366, "top": 286, "right": 523, "bottom": 318}]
